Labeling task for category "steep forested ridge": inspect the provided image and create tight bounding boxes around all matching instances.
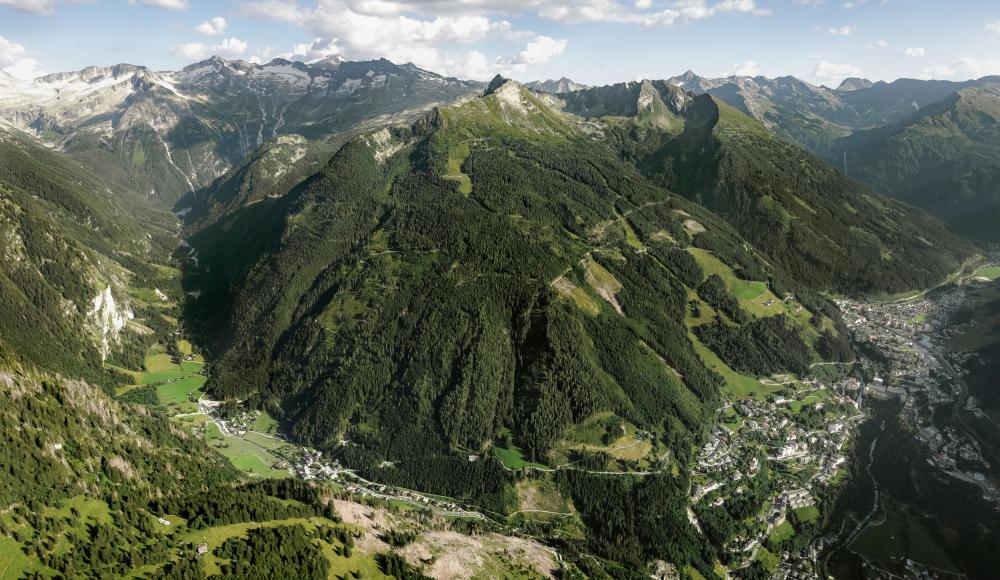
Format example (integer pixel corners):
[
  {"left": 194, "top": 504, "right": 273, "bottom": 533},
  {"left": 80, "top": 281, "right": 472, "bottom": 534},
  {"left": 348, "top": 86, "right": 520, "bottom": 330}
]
[
  {"left": 179, "top": 79, "right": 858, "bottom": 573},
  {"left": 0, "top": 125, "right": 179, "bottom": 387},
  {"left": 833, "top": 84, "right": 1000, "bottom": 241},
  {"left": 556, "top": 82, "right": 974, "bottom": 295}
]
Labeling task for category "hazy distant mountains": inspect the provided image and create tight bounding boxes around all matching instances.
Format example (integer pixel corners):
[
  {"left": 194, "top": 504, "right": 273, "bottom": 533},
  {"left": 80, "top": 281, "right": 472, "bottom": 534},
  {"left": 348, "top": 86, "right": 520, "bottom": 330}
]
[
  {"left": 0, "top": 56, "right": 482, "bottom": 204},
  {"left": 835, "top": 83, "right": 1000, "bottom": 241},
  {"left": 4, "top": 56, "right": 997, "bottom": 241},
  {"left": 523, "top": 77, "right": 589, "bottom": 93},
  {"left": 526, "top": 70, "right": 1000, "bottom": 241},
  {"left": 661, "top": 70, "right": 1000, "bottom": 153}
]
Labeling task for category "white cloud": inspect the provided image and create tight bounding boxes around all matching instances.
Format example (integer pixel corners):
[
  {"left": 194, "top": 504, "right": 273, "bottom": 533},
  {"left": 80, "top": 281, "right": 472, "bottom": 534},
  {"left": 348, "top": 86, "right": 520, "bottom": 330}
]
[
  {"left": 868, "top": 39, "right": 888, "bottom": 48},
  {"left": 733, "top": 59, "right": 759, "bottom": 76},
  {"left": 921, "top": 57, "right": 1000, "bottom": 80},
  {"left": 515, "top": 35, "right": 566, "bottom": 65},
  {"left": 0, "top": 35, "right": 45, "bottom": 79},
  {"left": 828, "top": 25, "right": 854, "bottom": 36},
  {"left": 171, "top": 37, "right": 248, "bottom": 60},
  {"left": 128, "top": 0, "right": 188, "bottom": 10},
  {"left": 195, "top": 16, "right": 227, "bottom": 36},
  {"left": 919, "top": 64, "right": 954, "bottom": 79},
  {"left": 537, "top": 0, "right": 767, "bottom": 26},
  {"left": 903, "top": 46, "right": 925, "bottom": 57},
  {"left": 0, "top": 36, "right": 27, "bottom": 66},
  {"left": 0, "top": 0, "right": 55, "bottom": 14},
  {"left": 279, "top": 37, "right": 341, "bottom": 62},
  {"left": 490, "top": 35, "right": 568, "bottom": 78},
  {"left": 986, "top": 20, "right": 1000, "bottom": 34},
  {"left": 238, "top": 0, "right": 766, "bottom": 80},
  {"left": 812, "top": 59, "right": 862, "bottom": 84}
]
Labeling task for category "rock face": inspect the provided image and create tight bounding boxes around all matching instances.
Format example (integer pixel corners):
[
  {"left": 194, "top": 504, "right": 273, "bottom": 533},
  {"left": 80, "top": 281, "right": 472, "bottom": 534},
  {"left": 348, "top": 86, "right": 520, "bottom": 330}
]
[{"left": 88, "top": 285, "right": 134, "bottom": 361}]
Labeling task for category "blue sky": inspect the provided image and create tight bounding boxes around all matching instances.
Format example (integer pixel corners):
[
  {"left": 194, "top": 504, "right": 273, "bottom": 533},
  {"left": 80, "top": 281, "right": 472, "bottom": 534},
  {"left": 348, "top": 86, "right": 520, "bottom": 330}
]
[{"left": 2, "top": 0, "right": 1000, "bottom": 86}]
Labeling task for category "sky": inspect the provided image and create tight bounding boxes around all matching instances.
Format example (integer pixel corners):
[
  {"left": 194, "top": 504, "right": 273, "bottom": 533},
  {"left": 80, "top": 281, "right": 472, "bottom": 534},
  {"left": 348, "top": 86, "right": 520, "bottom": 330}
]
[{"left": 2, "top": 0, "right": 1000, "bottom": 87}]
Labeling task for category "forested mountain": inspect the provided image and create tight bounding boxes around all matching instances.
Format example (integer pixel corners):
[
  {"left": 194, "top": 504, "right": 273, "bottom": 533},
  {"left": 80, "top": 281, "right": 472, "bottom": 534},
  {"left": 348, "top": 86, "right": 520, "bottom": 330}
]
[
  {"left": 832, "top": 83, "right": 1000, "bottom": 242},
  {"left": 177, "top": 77, "right": 860, "bottom": 573},
  {"left": 550, "top": 80, "right": 974, "bottom": 295},
  {"left": 0, "top": 124, "right": 181, "bottom": 387},
  {"left": 662, "top": 71, "right": 1000, "bottom": 153},
  {"left": 0, "top": 57, "right": 481, "bottom": 205},
  {"left": 0, "top": 49, "right": 990, "bottom": 577}
]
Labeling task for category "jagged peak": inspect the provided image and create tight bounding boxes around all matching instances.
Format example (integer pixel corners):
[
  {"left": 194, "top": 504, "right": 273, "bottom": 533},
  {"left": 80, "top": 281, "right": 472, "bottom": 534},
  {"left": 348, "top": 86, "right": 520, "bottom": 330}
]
[
  {"left": 836, "top": 77, "right": 874, "bottom": 92},
  {"left": 182, "top": 55, "right": 255, "bottom": 74},
  {"left": 483, "top": 74, "right": 513, "bottom": 96},
  {"left": 35, "top": 63, "right": 148, "bottom": 84}
]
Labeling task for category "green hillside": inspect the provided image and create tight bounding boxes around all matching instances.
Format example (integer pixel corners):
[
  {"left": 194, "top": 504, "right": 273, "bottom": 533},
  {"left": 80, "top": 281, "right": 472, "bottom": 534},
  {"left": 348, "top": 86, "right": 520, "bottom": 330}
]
[
  {"left": 0, "top": 126, "right": 181, "bottom": 388},
  {"left": 567, "top": 88, "right": 975, "bottom": 295},
  {"left": 835, "top": 84, "right": 1000, "bottom": 242},
  {"left": 182, "top": 79, "right": 853, "bottom": 573}
]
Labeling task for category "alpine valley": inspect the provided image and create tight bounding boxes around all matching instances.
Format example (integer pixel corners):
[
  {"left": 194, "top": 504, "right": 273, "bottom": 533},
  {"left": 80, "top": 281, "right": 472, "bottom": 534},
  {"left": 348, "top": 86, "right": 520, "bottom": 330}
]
[{"left": 0, "top": 53, "right": 998, "bottom": 580}]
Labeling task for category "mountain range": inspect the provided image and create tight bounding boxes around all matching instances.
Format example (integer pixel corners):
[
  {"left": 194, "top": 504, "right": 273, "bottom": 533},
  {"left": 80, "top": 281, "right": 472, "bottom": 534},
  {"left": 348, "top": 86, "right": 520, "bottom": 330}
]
[
  {"left": 0, "top": 56, "right": 481, "bottom": 205},
  {"left": 0, "top": 56, "right": 992, "bottom": 578}
]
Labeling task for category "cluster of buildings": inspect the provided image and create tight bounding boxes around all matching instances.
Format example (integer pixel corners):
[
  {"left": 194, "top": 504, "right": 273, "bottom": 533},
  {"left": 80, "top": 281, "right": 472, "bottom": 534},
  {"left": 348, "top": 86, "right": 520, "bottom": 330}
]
[
  {"left": 689, "top": 373, "right": 866, "bottom": 567},
  {"left": 290, "top": 448, "right": 341, "bottom": 481},
  {"left": 838, "top": 295, "right": 1000, "bottom": 506}
]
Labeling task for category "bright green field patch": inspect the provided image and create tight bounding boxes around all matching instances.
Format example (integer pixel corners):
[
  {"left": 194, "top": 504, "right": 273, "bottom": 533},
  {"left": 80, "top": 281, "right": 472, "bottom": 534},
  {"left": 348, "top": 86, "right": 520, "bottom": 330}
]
[
  {"left": 144, "top": 352, "right": 177, "bottom": 373},
  {"left": 181, "top": 517, "right": 345, "bottom": 577},
  {"left": 974, "top": 265, "right": 1000, "bottom": 281},
  {"left": 687, "top": 331, "right": 777, "bottom": 400},
  {"left": 128, "top": 287, "right": 167, "bottom": 306},
  {"left": 755, "top": 546, "right": 780, "bottom": 573},
  {"left": 141, "top": 369, "right": 190, "bottom": 385},
  {"left": 557, "top": 412, "right": 653, "bottom": 461},
  {"left": 794, "top": 504, "right": 820, "bottom": 524},
  {"left": 769, "top": 521, "right": 795, "bottom": 544},
  {"left": 250, "top": 411, "right": 280, "bottom": 435},
  {"left": 732, "top": 281, "right": 768, "bottom": 301},
  {"left": 157, "top": 375, "right": 206, "bottom": 407},
  {"left": 319, "top": 294, "right": 367, "bottom": 333},
  {"left": 552, "top": 276, "right": 600, "bottom": 316},
  {"left": 446, "top": 142, "right": 473, "bottom": 195},
  {"left": 563, "top": 412, "right": 619, "bottom": 446},
  {"left": 105, "top": 363, "right": 143, "bottom": 384},
  {"left": 613, "top": 209, "right": 643, "bottom": 250},
  {"left": 323, "top": 536, "right": 392, "bottom": 580},
  {"left": 131, "top": 144, "right": 145, "bottom": 168},
  {"left": 0, "top": 536, "right": 36, "bottom": 580},
  {"left": 205, "top": 423, "right": 290, "bottom": 478},
  {"left": 242, "top": 431, "right": 289, "bottom": 452},
  {"left": 493, "top": 444, "right": 547, "bottom": 470},
  {"left": 180, "top": 359, "right": 205, "bottom": 373},
  {"left": 46, "top": 496, "right": 113, "bottom": 525},
  {"left": 688, "top": 248, "right": 817, "bottom": 338}
]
